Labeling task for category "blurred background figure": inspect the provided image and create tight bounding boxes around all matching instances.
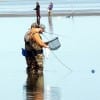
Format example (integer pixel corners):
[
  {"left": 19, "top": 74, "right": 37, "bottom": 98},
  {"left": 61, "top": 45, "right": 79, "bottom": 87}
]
[
  {"left": 48, "top": 1, "right": 53, "bottom": 16},
  {"left": 34, "top": 2, "right": 41, "bottom": 25},
  {"left": 25, "top": 72, "right": 44, "bottom": 100}
]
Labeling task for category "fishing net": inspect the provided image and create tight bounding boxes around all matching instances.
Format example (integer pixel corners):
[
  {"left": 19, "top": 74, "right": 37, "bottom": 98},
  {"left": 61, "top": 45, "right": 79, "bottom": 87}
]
[{"left": 46, "top": 37, "right": 61, "bottom": 50}]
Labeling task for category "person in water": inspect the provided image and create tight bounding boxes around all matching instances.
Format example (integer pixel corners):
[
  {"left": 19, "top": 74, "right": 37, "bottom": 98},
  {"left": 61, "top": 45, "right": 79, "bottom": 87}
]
[
  {"left": 24, "top": 23, "right": 49, "bottom": 74},
  {"left": 48, "top": 2, "right": 53, "bottom": 16},
  {"left": 34, "top": 2, "right": 41, "bottom": 25}
]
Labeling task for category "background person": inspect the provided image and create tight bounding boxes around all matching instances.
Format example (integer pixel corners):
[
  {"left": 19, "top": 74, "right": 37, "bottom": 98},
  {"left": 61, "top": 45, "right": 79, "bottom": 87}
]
[
  {"left": 34, "top": 2, "right": 41, "bottom": 25},
  {"left": 48, "top": 2, "right": 53, "bottom": 16}
]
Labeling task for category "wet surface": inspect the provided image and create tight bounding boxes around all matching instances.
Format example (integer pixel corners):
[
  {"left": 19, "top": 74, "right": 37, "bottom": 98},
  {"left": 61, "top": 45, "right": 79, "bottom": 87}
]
[
  {"left": 0, "top": 15, "right": 100, "bottom": 100},
  {"left": 25, "top": 73, "right": 44, "bottom": 100}
]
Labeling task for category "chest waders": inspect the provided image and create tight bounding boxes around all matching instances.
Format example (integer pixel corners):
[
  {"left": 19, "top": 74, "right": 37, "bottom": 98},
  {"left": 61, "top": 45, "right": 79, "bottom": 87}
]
[{"left": 25, "top": 35, "right": 44, "bottom": 74}]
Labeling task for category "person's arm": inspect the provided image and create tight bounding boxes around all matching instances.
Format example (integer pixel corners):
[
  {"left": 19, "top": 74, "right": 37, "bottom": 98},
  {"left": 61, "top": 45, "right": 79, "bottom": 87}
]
[
  {"left": 30, "top": 28, "right": 48, "bottom": 48},
  {"left": 32, "top": 33, "right": 48, "bottom": 48}
]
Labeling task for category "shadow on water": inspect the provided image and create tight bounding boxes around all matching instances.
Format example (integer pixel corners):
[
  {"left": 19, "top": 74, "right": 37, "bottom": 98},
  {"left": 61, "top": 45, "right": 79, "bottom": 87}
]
[{"left": 24, "top": 72, "right": 61, "bottom": 100}]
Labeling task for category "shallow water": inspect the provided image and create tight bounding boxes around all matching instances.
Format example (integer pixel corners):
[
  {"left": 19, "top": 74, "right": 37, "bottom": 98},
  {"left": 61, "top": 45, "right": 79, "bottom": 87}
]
[{"left": 0, "top": 15, "right": 100, "bottom": 100}]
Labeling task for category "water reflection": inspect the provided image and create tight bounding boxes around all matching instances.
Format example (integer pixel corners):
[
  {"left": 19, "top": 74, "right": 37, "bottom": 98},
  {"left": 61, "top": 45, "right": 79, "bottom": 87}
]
[
  {"left": 44, "top": 86, "right": 61, "bottom": 100},
  {"left": 48, "top": 15, "right": 53, "bottom": 33},
  {"left": 24, "top": 72, "right": 61, "bottom": 100},
  {"left": 25, "top": 72, "right": 44, "bottom": 100}
]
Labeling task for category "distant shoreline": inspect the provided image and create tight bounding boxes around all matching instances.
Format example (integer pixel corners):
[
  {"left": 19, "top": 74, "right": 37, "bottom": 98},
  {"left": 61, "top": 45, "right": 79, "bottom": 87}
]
[{"left": 0, "top": 9, "right": 100, "bottom": 17}]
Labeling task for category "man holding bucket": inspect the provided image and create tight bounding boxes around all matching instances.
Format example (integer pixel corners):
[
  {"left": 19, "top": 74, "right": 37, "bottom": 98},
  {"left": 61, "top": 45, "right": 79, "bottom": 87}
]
[{"left": 24, "top": 23, "right": 48, "bottom": 74}]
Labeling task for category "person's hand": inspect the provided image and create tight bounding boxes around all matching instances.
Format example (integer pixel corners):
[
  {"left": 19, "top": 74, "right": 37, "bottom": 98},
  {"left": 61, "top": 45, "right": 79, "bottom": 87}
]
[
  {"left": 45, "top": 42, "right": 48, "bottom": 45},
  {"left": 46, "top": 45, "right": 49, "bottom": 48},
  {"left": 33, "top": 8, "right": 36, "bottom": 10}
]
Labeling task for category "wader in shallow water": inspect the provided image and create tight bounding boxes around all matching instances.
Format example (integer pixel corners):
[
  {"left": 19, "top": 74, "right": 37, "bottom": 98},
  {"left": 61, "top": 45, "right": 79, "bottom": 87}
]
[{"left": 24, "top": 32, "right": 44, "bottom": 74}]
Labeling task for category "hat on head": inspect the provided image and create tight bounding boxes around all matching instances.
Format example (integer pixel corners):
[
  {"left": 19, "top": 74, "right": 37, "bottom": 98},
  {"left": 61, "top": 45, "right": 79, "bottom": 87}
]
[
  {"left": 31, "top": 23, "right": 39, "bottom": 28},
  {"left": 39, "top": 24, "right": 45, "bottom": 30}
]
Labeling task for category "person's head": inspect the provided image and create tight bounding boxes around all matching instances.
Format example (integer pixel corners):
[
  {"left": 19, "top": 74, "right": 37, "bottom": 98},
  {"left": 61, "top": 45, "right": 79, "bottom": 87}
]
[
  {"left": 31, "top": 23, "right": 39, "bottom": 29},
  {"left": 39, "top": 24, "right": 45, "bottom": 33},
  {"left": 31, "top": 23, "right": 45, "bottom": 33},
  {"left": 36, "top": 2, "right": 39, "bottom": 5}
]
